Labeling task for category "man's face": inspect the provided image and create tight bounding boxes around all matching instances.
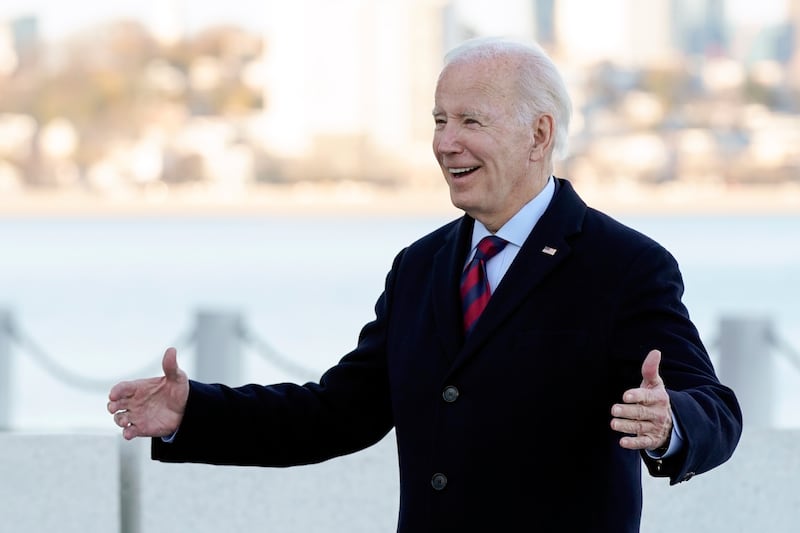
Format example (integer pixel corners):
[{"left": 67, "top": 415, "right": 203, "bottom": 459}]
[{"left": 432, "top": 57, "right": 547, "bottom": 232}]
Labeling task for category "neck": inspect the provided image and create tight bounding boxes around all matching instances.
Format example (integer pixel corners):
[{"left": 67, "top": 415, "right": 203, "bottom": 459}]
[{"left": 477, "top": 174, "right": 552, "bottom": 233}]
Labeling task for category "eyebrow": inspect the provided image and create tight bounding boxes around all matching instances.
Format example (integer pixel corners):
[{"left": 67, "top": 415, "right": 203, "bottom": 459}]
[{"left": 431, "top": 108, "right": 486, "bottom": 120}]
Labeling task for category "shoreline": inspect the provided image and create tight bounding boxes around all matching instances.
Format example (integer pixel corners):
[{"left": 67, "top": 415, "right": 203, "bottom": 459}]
[{"left": 1, "top": 181, "right": 798, "bottom": 217}]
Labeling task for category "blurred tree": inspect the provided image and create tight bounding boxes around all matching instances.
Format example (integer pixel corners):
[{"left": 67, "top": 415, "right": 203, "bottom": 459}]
[{"left": 0, "top": 18, "right": 263, "bottom": 186}]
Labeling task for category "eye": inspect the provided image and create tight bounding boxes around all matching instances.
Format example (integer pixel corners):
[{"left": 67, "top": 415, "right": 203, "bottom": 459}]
[
  {"left": 464, "top": 118, "right": 481, "bottom": 127},
  {"left": 434, "top": 117, "right": 446, "bottom": 128}
]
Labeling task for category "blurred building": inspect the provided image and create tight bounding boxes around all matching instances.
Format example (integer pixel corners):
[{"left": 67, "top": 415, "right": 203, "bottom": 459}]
[
  {"left": 258, "top": 0, "right": 448, "bottom": 183},
  {"left": 791, "top": 0, "right": 800, "bottom": 85},
  {"left": 556, "top": 0, "right": 679, "bottom": 67},
  {"left": 5, "top": 15, "right": 39, "bottom": 69},
  {"left": 151, "top": 0, "right": 185, "bottom": 46},
  {"left": 547, "top": 0, "right": 791, "bottom": 67},
  {"left": 532, "top": 0, "right": 557, "bottom": 48},
  {"left": 673, "top": 0, "right": 728, "bottom": 57},
  {"left": 0, "top": 21, "right": 16, "bottom": 75}
]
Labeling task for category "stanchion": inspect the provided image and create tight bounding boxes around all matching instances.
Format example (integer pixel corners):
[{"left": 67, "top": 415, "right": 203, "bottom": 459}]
[
  {"left": 0, "top": 310, "right": 12, "bottom": 430},
  {"left": 716, "top": 316, "right": 775, "bottom": 428},
  {"left": 194, "top": 309, "right": 243, "bottom": 385}
]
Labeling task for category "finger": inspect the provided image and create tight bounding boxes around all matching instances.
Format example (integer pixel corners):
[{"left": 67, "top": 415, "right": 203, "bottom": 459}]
[
  {"left": 107, "top": 398, "right": 130, "bottom": 414},
  {"left": 618, "top": 434, "right": 661, "bottom": 451},
  {"left": 610, "top": 416, "right": 657, "bottom": 436},
  {"left": 113, "top": 411, "right": 131, "bottom": 428},
  {"left": 620, "top": 387, "right": 647, "bottom": 405},
  {"left": 640, "top": 349, "right": 662, "bottom": 388},
  {"left": 611, "top": 402, "right": 650, "bottom": 421},
  {"left": 162, "top": 347, "right": 179, "bottom": 381},
  {"left": 620, "top": 386, "right": 664, "bottom": 406},
  {"left": 108, "top": 381, "right": 136, "bottom": 402},
  {"left": 123, "top": 423, "right": 140, "bottom": 441}
]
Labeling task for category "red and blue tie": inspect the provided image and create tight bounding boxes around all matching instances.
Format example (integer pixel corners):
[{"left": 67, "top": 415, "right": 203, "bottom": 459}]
[{"left": 461, "top": 236, "right": 508, "bottom": 334}]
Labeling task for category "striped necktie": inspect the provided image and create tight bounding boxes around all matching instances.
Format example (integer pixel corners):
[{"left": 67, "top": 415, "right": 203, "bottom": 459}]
[{"left": 460, "top": 235, "right": 508, "bottom": 334}]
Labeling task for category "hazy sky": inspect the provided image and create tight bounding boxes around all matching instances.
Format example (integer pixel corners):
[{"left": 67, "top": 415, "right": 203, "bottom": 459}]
[
  {"left": 0, "top": 0, "right": 268, "bottom": 40},
  {"left": 0, "top": 0, "right": 791, "bottom": 42}
]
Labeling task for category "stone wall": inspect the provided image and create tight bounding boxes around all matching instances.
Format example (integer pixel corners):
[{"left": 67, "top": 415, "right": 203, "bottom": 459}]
[{"left": 1, "top": 429, "right": 796, "bottom": 533}]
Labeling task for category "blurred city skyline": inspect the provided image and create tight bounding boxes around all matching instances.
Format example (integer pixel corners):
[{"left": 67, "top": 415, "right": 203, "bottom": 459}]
[{"left": 0, "top": 0, "right": 798, "bottom": 214}]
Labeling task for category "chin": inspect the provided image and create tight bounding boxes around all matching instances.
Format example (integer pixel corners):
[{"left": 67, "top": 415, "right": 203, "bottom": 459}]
[{"left": 449, "top": 193, "right": 476, "bottom": 215}]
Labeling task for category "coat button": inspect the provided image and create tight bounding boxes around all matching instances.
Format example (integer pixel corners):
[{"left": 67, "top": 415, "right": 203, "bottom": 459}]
[
  {"left": 442, "top": 386, "right": 459, "bottom": 403},
  {"left": 431, "top": 473, "right": 448, "bottom": 491}
]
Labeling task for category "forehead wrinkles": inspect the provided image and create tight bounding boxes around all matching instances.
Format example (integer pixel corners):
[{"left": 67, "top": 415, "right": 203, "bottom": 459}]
[{"left": 436, "top": 59, "right": 520, "bottom": 116}]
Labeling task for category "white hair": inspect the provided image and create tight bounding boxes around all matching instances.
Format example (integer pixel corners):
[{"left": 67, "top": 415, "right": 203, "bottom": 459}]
[{"left": 443, "top": 36, "right": 573, "bottom": 161}]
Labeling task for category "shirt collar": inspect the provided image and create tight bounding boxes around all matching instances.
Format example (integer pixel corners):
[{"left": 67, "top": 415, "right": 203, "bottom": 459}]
[{"left": 471, "top": 176, "right": 556, "bottom": 249}]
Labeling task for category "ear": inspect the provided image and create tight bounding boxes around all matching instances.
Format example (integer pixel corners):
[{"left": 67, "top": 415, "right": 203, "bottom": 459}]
[{"left": 529, "top": 114, "right": 555, "bottom": 162}]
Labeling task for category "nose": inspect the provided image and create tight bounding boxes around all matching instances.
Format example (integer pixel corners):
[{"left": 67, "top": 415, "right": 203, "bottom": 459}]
[{"left": 433, "top": 124, "right": 463, "bottom": 156}]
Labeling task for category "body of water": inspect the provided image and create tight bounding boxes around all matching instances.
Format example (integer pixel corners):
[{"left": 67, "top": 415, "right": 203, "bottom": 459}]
[{"left": 2, "top": 212, "right": 799, "bottom": 430}]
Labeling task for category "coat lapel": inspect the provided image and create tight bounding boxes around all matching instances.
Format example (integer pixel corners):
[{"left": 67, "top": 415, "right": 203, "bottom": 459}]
[
  {"left": 431, "top": 215, "right": 474, "bottom": 362},
  {"left": 449, "top": 179, "right": 587, "bottom": 374}
]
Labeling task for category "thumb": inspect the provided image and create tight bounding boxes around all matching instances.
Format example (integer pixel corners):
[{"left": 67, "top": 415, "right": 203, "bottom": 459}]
[
  {"left": 162, "top": 347, "right": 180, "bottom": 381},
  {"left": 641, "top": 349, "right": 662, "bottom": 388}
]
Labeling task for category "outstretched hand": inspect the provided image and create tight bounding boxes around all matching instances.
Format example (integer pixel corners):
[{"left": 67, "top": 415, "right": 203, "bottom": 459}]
[
  {"left": 107, "top": 347, "right": 189, "bottom": 440},
  {"left": 610, "top": 349, "right": 673, "bottom": 451}
]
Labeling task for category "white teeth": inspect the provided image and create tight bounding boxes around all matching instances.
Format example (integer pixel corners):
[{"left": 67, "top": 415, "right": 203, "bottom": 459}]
[{"left": 449, "top": 167, "right": 478, "bottom": 174}]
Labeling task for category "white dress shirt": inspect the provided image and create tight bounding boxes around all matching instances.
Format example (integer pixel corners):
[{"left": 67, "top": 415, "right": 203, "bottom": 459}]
[{"left": 465, "top": 176, "right": 556, "bottom": 292}]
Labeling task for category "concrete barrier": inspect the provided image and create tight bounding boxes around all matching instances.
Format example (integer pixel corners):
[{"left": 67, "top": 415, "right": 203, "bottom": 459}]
[
  {"left": 0, "top": 433, "right": 120, "bottom": 533},
  {"left": 1, "top": 428, "right": 797, "bottom": 533},
  {"left": 641, "top": 428, "right": 800, "bottom": 533},
  {"left": 127, "top": 427, "right": 800, "bottom": 533},
  {"left": 125, "top": 431, "right": 400, "bottom": 533}
]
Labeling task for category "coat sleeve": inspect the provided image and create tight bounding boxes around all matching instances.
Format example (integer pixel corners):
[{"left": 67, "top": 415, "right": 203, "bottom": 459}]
[
  {"left": 151, "top": 250, "right": 406, "bottom": 467},
  {"left": 611, "top": 241, "right": 742, "bottom": 484}
]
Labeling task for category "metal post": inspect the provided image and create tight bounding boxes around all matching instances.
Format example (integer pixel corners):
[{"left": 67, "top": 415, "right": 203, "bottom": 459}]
[
  {"left": 0, "top": 310, "right": 12, "bottom": 431},
  {"left": 120, "top": 439, "right": 142, "bottom": 533},
  {"left": 194, "top": 310, "right": 243, "bottom": 385},
  {"left": 716, "top": 316, "right": 775, "bottom": 428}
]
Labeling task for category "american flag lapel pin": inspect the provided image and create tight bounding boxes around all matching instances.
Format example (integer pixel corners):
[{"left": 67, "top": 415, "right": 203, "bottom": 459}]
[{"left": 541, "top": 246, "right": 557, "bottom": 256}]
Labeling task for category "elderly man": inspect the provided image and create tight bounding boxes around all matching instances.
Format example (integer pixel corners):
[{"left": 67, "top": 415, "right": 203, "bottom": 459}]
[{"left": 109, "top": 37, "right": 741, "bottom": 532}]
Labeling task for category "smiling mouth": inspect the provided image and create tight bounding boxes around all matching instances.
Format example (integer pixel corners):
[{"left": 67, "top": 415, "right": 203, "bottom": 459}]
[{"left": 448, "top": 166, "right": 480, "bottom": 178}]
